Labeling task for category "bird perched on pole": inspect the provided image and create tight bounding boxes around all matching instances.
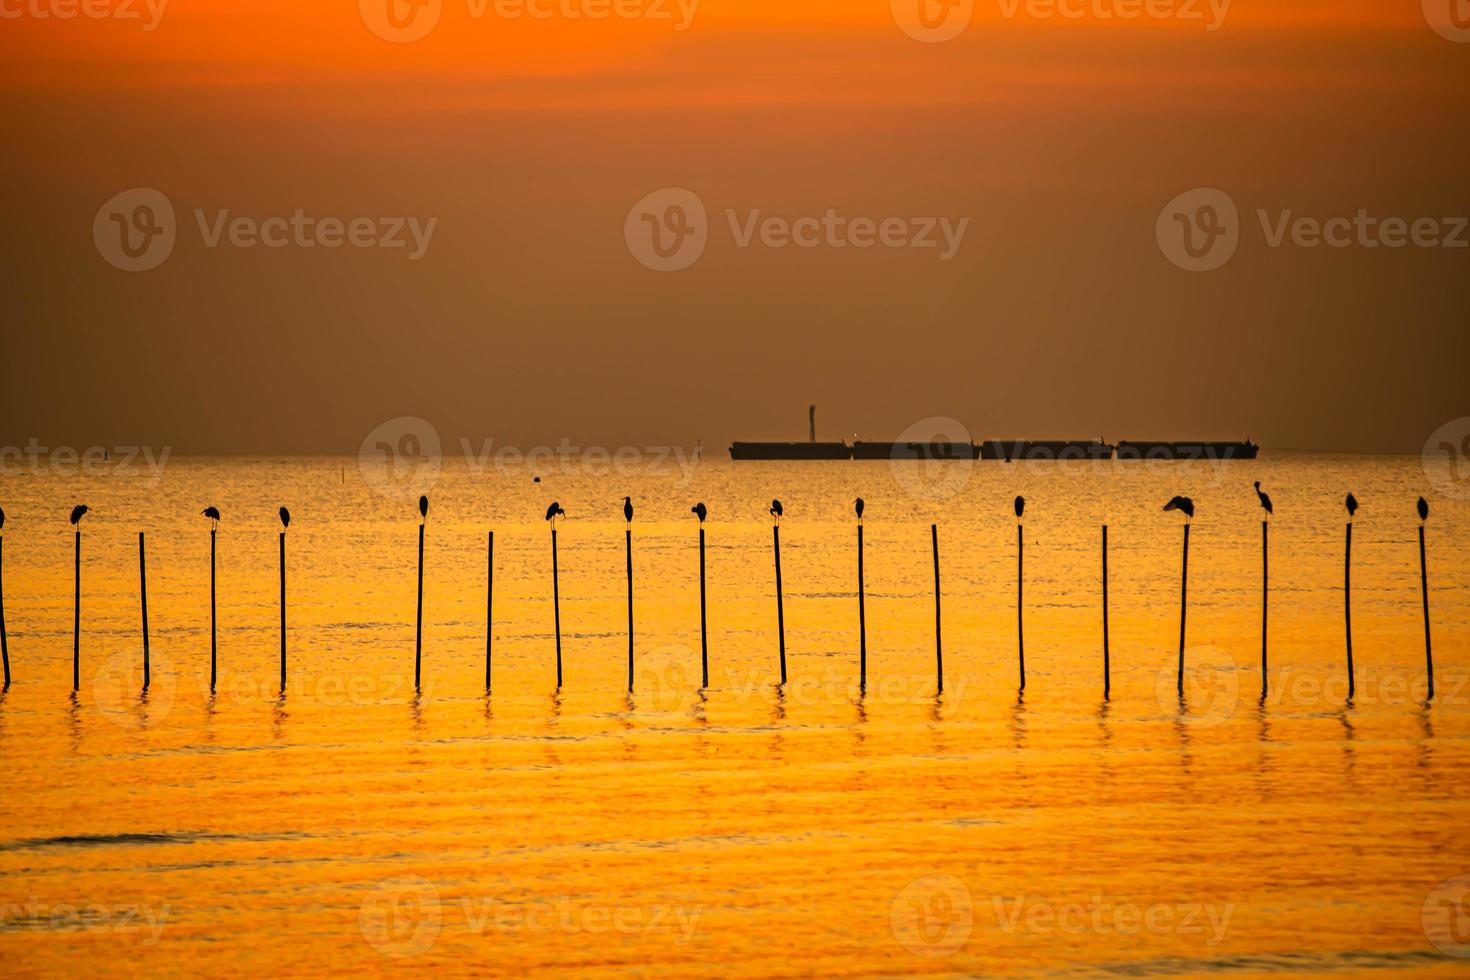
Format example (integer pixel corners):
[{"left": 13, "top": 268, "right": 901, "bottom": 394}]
[
  {"left": 1014, "top": 496, "right": 1025, "bottom": 520},
  {"left": 279, "top": 507, "right": 290, "bottom": 529},
  {"left": 623, "top": 496, "right": 633, "bottom": 524},
  {"left": 418, "top": 495, "right": 429, "bottom": 521},
  {"left": 854, "top": 498, "right": 864, "bottom": 522},
  {"left": 545, "top": 502, "right": 566, "bottom": 525},
  {"left": 691, "top": 502, "right": 707, "bottom": 523},
  {"left": 70, "top": 504, "right": 89, "bottom": 526},
  {"left": 1163, "top": 496, "right": 1195, "bottom": 519},
  {"left": 1418, "top": 497, "right": 1429, "bottom": 523},
  {"left": 202, "top": 506, "right": 221, "bottom": 529},
  {"left": 1345, "top": 493, "right": 1358, "bottom": 518},
  {"left": 0, "top": 506, "right": 5, "bottom": 531},
  {"left": 769, "top": 499, "right": 783, "bottom": 523},
  {"left": 1254, "top": 482, "right": 1273, "bottom": 516}
]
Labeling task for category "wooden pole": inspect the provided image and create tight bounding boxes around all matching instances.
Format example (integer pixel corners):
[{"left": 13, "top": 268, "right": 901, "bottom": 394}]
[
  {"left": 1, "top": 535, "right": 10, "bottom": 688},
  {"left": 139, "top": 532, "right": 150, "bottom": 691},
  {"left": 73, "top": 529, "right": 80, "bottom": 692},
  {"left": 1345, "top": 521, "right": 1354, "bottom": 700},
  {"left": 552, "top": 527, "right": 562, "bottom": 688},
  {"left": 857, "top": 523, "right": 866, "bottom": 691},
  {"left": 1260, "top": 520, "right": 1268, "bottom": 699},
  {"left": 773, "top": 524, "right": 786, "bottom": 685},
  {"left": 1176, "top": 523, "right": 1189, "bottom": 698},
  {"left": 698, "top": 527, "right": 708, "bottom": 689},
  {"left": 279, "top": 531, "right": 286, "bottom": 693},
  {"left": 210, "top": 527, "right": 217, "bottom": 692},
  {"left": 493, "top": 528, "right": 499, "bottom": 690},
  {"left": 626, "top": 527, "right": 634, "bottom": 692},
  {"left": 1017, "top": 522, "right": 1025, "bottom": 692},
  {"left": 931, "top": 524, "right": 943, "bottom": 694},
  {"left": 415, "top": 522, "right": 424, "bottom": 693},
  {"left": 1420, "top": 524, "right": 1433, "bottom": 701},
  {"left": 1101, "top": 524, "right": 1109, "bottom": 700}
]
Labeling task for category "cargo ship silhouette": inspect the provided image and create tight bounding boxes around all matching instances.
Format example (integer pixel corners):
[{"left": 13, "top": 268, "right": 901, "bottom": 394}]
[{"left": 728, "top": 407, "right": 1258, "bottom": 461}]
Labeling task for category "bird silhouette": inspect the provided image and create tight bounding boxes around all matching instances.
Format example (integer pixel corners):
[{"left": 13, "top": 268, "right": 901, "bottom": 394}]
[
  {"left": 1345, "top": 493, "right": 1358, "bottom": 518},
  {"left": 1253, "top": 481, "right": 1273, "bottom": 515},
  {"left": 418, "top": 495, "right": 429, "bottom": 520},
  {"left": 202, "top": 506, "right": 220, "bottom": 529},
  {"left": 770, "top": 499, "right": 783, "bottom": 522},
  {"left": 623, "top": 496, "right": 633, "bottom": 523},
  {"left": 1163, "top": 496, "right": 1195, "bottom": 519},
  {"left": 0, "top": 506, "right": 5, "bottom": 531},
  {"left": 279, "top": 506, "right": 291, "bottom": 529},
  {"left": 545, "top": 501, "right": 566, "bottom": 524},
  {"left": 69, "top": 504, "right": 89, "bottom": 526},
  {"left": 855, "top": 497, "right": 864, "bottom": 521},
  {"left": 1014, "top": 495, "right": 1025, "bottom": 520},
  {"left": 691, "top": 502, "right": 707, "bottom": 523},
  {"left": 1418, "top": 497, "right": 1429, "bottom": 522}
]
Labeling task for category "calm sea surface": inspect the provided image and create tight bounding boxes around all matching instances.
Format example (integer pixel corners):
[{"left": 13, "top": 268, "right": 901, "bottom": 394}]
[{"left": 1, "top": 454, "right": 1467, "bottom": 976}]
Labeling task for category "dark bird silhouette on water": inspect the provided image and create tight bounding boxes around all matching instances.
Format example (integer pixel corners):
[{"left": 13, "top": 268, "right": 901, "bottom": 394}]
[
  {"left": 1254, "top": 482, "right": 1273, "bottom": 515},
  {"left": 70, "top": 504, "right": 89, "bottom": 526},
  {"left": 770, "top": 499, "right": 783, "bottom": 522},
  {"left": 279, "top": 507, "right": 290, "bottom": 529},
  {"left": 855, "top": 497, "right": 864, "bottom": 521},
  {"left": 0, "top": 506, "right": 5, "bottom": 531},
  {"left": 1163, "top": 496, "right": 1194, "bottom": 519},
  {"left": 202, "top": 506, "right": 220, "bottom": 529},
  {"left": 1014, "top": 496, "right": 1025, "bottom": 519},
  {"left": 1418, "top": 497, "right": 1429, "bottom": 522},
  {"left": 623, "top": 496, "right": 634, "bottom": 523},
  {"left": 691, "top": 502, "right": 707, "bottom": 523},
  {"left": 1345, "top": 493, "right": 1358, "bottom": 518},
  {"left": 545, "top": 502, "right": 566, "bottom": 524},
  {"left": 418, "top": 495, "right": 429, "bottom": 521}
]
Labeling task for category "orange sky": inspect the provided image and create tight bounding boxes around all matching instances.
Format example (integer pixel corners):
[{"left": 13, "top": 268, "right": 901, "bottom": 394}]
[{"left": 2, "top": 0, "right": 1466, "bottom": 452}]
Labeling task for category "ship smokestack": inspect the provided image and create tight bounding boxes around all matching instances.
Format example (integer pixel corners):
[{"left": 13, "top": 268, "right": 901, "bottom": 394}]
[{"left": 809, "top": 404, "right": 816, "bottom": 444}]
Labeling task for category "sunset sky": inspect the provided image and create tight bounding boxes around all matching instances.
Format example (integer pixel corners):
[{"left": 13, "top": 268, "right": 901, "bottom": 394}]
[{"left": 3, "top": 0, "right": 1466, "bottom": 453}]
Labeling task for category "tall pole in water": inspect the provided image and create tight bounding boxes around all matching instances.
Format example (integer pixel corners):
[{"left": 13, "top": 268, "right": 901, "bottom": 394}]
[
  {"left": 279, "top": 529, "right": 286, "bottom": 692},
  {"left": 73, "top": 528, "right": 81, "bottom": 692},
  {"left": 1260, "top": 519, "right": 1268, "bottom": 699},
  {"left": 493, "top": 531, "right": 499, "bottom": 693},
  {"left": 1345, "top": 520, "right": 1354, "bottom": 701},
  {"left": 625, "top": 525, "right": 634, "bottom": 692},
  {"left": 416, "top": 496, "right": 427, "bottom": 694},
  {"left": 139, "top": 532, "right": 150, "bottom": 691},
  {"left": 773, "top": 524, "right": 786, "bottom": 685},
  {"left": 1177, "top": 523, "right": 1189, "bottom": 698},
  {"left": 552, "top": 526, "right": 562, "bottom": 688},
  {"left": 1016, "top": 522, "right": 1025, "bottom": 692},
  {"left": 1101, "top": 524, "right": 1110, "bottom": 700},
  {"left": 210, "top": 526, "right": 217, "bottom": 692},
  {"left": 857, "top": 523, "right": 866, "bottom": 691},
  {"left": 698, "top": 525, "right": 708, "bottom": 688},
  {"left": 1, "top": 533, "right": 10, "bottom": 689},
  {"left": 1419, "top": 498, "right": 1433, "bottom": 701},
  {"left": 931, "top": 524, "right": 943, "bottom": 694}
]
